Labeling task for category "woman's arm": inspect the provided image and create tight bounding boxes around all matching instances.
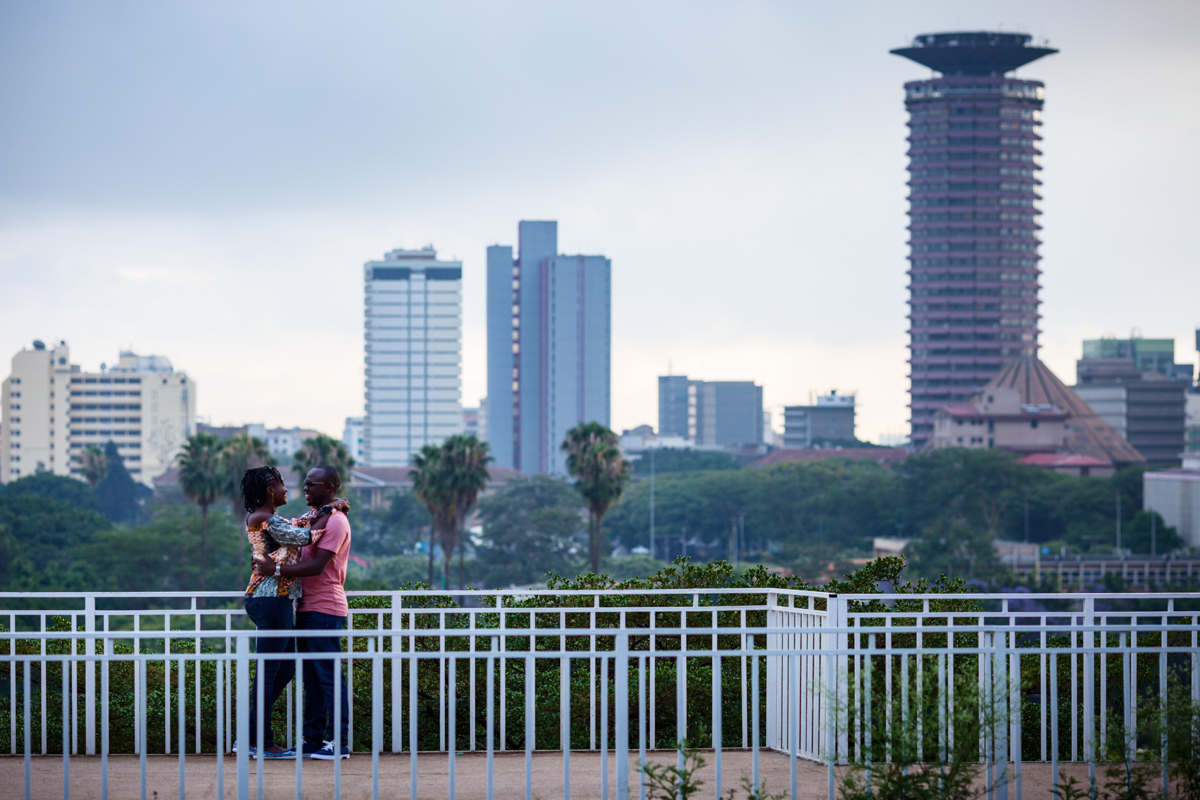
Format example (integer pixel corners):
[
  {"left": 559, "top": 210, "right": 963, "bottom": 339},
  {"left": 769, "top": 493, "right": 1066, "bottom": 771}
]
[
  {"left": 264, "top": 513, "right": 329, "bottom": 546},
  {"left": 254, "top": 549, "right": 335, "bottom": 578}
]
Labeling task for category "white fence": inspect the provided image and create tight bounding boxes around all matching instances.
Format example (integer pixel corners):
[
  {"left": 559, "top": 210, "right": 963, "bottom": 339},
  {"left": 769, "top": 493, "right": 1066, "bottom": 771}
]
[{"left": 2, "top": 589, "right": 1199, "bottom": 800}]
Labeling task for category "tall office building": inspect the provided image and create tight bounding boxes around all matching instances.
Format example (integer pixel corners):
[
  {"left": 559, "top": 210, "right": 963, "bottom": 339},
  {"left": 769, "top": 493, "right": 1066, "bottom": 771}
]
[
  {"left": 656, "top": 376, "right": 763, "bottom": 449},
  {"left": 363, "top": 248, "right": 463, "bottom": 467},
  {"left": 892, "top": 33, "right": 1057, "bottom": 445},
  {"left": 487, "top": 222, "right": 611, "bottom": 475},
  {"left": 0, "top": 341, "right": 196, "bottom": 487}
]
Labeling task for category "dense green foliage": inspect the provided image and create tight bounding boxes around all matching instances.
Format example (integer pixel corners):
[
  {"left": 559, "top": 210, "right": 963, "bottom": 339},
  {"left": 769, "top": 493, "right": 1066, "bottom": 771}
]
[
  {"left": 355, "top": 490, "right": 431, "bottom": 557},
  {"left": 0, "top": 492, "right": 113, "bottom": 589},
  {"left": 0, "top": 493, "right": 241, "bottom": 594},
  {"left": 473, "top": 474, "right": 584, "bottom": 587},
  {"left": 630, "top": 448, "right": 741, "bottom": 476},
  {"left": 94, "top": 440, "right": 141, "bottom": 523},
  {"left": 604, "top": 449, "right": 1176, "bottom": 585},
  {"left": 0, "top": 471, "right": 94, "bottom": 510}
]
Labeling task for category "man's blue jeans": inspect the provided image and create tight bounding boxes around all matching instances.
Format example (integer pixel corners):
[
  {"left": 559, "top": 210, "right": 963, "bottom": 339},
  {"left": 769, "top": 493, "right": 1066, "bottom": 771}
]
[
  {"left": 295, "top": 610, "right": 349, "bottom": 747},
  {"left": 244, "top": 596, "right": 295, "bottom": 749}
]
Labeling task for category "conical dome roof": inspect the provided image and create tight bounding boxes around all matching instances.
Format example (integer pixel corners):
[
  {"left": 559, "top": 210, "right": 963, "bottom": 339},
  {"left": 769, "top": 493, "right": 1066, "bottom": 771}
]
[{"left": 978, "top": 354, "right": 1145, "bottom": 466}]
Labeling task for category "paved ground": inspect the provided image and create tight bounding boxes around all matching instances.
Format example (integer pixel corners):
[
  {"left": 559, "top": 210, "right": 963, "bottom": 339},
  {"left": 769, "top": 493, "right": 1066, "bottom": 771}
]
[{"left": 0, "top": 750, "right": 1140, "bottom": 799}]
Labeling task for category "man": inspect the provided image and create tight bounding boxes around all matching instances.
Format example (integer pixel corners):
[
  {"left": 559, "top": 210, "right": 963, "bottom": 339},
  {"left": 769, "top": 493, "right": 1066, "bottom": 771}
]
[{"left": 254, "top": 464, "right": 352, "bottom": 760}]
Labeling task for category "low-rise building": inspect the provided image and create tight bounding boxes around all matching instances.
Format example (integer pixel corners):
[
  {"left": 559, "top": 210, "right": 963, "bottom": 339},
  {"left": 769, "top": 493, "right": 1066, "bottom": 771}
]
[
  {"left": 931, "top": 387, "right": 1068, "bottom": 453},
  {"left": 1144, "top": 453, "right": 1200, "bottom": 549},
  {"left": 782, "top": 392, "right": 855, "bottom": 448},
  {"left": 264, "top": 426, "right": 322, "bottom": 461},
  {"left": 932, "top": 353, "right": 1145, "bottom": 468},
  {"left": 1, "top": 340, "right": 196, "bottom": 487},
  {"left": 342, "top": 417, "right": 365, "bottom": 464},
  {"left": 1016, "top": 452, "right": 1115, "bottom": 478}
]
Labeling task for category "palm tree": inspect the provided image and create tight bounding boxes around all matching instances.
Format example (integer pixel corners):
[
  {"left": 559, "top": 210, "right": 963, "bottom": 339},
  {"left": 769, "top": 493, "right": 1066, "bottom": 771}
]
[
  {"left": 444, "top": 434, "right": 492, "bottom": 588},
  {"left": 562, "top": 422, "right": 632, "bottom": 573},
  {"left": 77, "top": 445, "right": 108, "bottom": 509},
  {"left": 409, "top": 443, "right": 458, "bottom": 589},
  {"left": 291, "top": 433, "right": 355, "bottom": 490},
  {"left": 176, "top": 433, "right": 227, "bottom": 597},
  {"left": 221, "top": 433, "right": 273, "bottom": 585}
]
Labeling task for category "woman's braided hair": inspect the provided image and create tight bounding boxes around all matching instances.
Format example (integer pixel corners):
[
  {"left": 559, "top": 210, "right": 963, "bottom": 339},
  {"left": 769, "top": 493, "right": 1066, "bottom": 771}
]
[{"left": 241, "top": 465, "right": 283, "bottom": 513}]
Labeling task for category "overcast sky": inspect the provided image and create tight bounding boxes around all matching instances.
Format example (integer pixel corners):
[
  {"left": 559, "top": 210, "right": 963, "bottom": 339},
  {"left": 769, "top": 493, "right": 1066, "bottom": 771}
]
[{"left": 2, "top": 1, "right": 1198, "bottom": 444}]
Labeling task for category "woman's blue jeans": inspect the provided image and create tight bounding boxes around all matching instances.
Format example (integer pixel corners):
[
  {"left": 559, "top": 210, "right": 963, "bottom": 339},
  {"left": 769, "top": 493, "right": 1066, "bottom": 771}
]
[{"left": 244, "top": 596, "right": 295, "bottom": 749}]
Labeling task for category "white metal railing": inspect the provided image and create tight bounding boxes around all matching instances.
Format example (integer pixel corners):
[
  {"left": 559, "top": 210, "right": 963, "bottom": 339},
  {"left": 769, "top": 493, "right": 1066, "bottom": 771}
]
[{"left": 2, "top": 589, "right": 1199, "bottom": 800}]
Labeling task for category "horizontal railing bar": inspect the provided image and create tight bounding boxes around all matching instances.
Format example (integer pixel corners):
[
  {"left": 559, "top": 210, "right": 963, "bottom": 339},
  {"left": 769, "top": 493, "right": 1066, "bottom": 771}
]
[
  {"left": 4, "top": 621, "right": 1196, "bottom": 639},
  {"left": 0, "top": 588, "right": 838, "bottom": 599},
  {"left": 0, "top": 606, "right": 830, "bottom": 616},
  {"left": 7, "top": 643, "right": 1198, "bottom": 664},
  {"left": 2, "top": 588, "right": 1197, "bottom": 601}
]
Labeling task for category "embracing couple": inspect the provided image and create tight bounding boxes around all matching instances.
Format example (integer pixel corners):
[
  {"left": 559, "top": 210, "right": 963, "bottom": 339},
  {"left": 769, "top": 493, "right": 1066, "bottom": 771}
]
[{"left": 236, "top": 464, "right": 352, "bottom": 761}]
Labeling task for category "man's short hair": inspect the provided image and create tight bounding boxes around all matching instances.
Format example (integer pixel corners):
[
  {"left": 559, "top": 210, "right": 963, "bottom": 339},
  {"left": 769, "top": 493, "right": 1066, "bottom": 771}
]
[{"left": 314, "top": 465, "right": 342, "bottom": 491}]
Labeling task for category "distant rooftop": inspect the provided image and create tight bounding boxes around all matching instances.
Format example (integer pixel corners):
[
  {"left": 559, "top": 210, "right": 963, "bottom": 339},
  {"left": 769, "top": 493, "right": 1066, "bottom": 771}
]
[{"left": 891, "top": 31, "right": 1057, "bottom": 76}]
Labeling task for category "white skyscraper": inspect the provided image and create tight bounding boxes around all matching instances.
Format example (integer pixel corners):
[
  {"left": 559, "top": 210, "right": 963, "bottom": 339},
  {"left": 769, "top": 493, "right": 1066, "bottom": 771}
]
[
  {"left": 0, "top": 340, "right": 196, "bottom": 487},
  {"left": 363, "top": 248, "right": 463, "bottom": 466}
]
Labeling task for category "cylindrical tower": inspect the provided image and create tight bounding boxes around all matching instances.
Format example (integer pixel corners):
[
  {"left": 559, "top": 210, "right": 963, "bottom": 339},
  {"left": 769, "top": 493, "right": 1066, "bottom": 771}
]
[{"left": 891, "top": 32, "right": 1057, "bottom": 446}]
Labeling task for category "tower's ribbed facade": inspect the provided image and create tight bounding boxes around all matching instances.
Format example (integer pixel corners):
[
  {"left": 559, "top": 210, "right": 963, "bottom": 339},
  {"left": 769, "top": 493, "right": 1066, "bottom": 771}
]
[{"left": 892, "top": 32, "right": 1057, "bottom": 445}]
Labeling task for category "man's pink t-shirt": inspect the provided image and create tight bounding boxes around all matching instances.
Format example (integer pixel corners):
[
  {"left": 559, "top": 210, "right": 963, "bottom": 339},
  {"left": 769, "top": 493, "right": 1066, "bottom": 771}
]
[{"left": 297, "top": 511, "right": 350, "bottom": 617}]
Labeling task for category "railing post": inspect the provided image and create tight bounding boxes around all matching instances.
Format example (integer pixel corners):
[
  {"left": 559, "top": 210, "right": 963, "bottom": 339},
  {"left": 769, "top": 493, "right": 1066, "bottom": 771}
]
[
  {"left": 391, "top": 592, "right": 402, "bottom": 755},
  {"left": 615, "top": 631, "right": 629, "bottom": 800},
  {"left": 235, "top": 632, "right": 250, "bottom": 800},
  {"left": 765, "top": 591, "right": 779, "bottom": 750},
  {"left": 824, "top": 594, "right": 848, "bottom": 765},
  {"left": 1082, "top": 596, "right": 1095, "bottom": 791},
  {"left": 372, "top": 637, "right": 382, "bottom": 800},
  {"left": 85, "top": 595, "right": 96, "bottom": 755}
]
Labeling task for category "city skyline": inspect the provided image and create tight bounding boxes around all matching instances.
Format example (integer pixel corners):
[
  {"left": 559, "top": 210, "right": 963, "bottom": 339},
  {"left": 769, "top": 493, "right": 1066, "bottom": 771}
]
[{"left": 1, "top": 2, "right": 1198, "bottom": 444}]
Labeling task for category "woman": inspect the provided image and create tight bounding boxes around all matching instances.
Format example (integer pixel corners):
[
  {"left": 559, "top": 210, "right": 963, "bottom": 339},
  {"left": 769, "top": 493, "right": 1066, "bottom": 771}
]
[{"left": 237, "top": 465, "right": 347, "bottom": 758}]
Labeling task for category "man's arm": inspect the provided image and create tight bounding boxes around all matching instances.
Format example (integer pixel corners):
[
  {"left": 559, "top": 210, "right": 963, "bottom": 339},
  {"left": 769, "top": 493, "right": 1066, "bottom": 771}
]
[{"left": 252, "top": 549, "right": 335, "bottom": 578}]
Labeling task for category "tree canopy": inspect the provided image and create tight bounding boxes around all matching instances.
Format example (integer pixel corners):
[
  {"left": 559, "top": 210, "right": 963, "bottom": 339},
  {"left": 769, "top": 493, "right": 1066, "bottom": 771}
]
[
  {"left": 629, "top": 448, "right": 740, "bottom": 477},
  {"left": 563, "top": 421, "right": 632, "bottom": 573},
  {"left": 0, "top": 472, "right": 93, "bottom": 511},
  {"left": 94, "top": 440, "right": 141, "bottom": 523},
  {"left": 474, "top": 474, "right": 585, "bottom": 587},
  {"left": 291, "top": 433, "right": 355, "bottom": 489}
]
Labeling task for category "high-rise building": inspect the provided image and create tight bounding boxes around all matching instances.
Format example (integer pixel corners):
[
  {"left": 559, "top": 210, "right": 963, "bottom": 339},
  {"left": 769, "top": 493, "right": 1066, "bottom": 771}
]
[
  {"left": 658, "top": 376, "right": 691, "bottom": 439},
  {"left": 363, "top": 247, "right": 463, "bottom": 467},
  {"left": 1082, "top": 336, "right": 1193, "bottom": 382},
  {"left": 892, "top": 32, "right": 1057, "bottom": 445},
  {"left": 782, "top": 392, "right": 856, "bottom": 448},
  {"left": 487, "top": 222, "right": 611, "bottom": 474},
  {"left": 0, "top": 341, "right": 196, "bottom": 487}
]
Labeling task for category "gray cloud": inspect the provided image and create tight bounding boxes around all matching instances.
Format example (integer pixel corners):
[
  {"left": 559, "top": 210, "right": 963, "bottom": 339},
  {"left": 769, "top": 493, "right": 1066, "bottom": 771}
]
[{"left": 2, "top": 1, "right": 1198, "bottom": 441}]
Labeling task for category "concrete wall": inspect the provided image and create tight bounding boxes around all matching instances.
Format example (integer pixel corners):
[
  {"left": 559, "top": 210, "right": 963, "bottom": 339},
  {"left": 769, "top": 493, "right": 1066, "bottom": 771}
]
[{"left": 1144, "top": 470, "right": 1200, "bottom": 548}]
